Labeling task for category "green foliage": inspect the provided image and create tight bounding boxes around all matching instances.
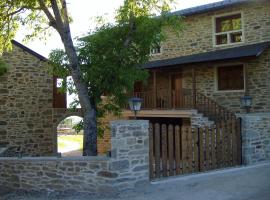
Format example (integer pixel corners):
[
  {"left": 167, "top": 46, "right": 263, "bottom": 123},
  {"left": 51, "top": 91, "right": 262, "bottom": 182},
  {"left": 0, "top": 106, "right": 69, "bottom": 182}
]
[
  {"left": 73, "top": 120, "right": 83, "bottom": 134},
  {"left": 50, "top": 0, "right": 182, "bottom": 137},
  {"left": 0, "top": 0, "right": 51, "bottom": 54},
  {"left": 0, "top": 59, "right": 9, "bottom": 76},
  {"left": 73, "top": 120, "right": 107, "bottom": 138}
]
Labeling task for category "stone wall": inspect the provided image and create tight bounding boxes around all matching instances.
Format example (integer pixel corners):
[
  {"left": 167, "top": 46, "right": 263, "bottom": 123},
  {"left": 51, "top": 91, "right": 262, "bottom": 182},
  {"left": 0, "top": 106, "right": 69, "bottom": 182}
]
[
  {"left": 182, "top": 49, "right": 270, "bottom": 113},
  {"left": 0, "top": 44, "right": 113, "bottom": 156},
  {"left": 190, "top": 110, "right": 214, "bottom": 128},
  {"left": 151, "top": 0, "right": 270, "bottom": 61},
  {"left": 0, "top": 45, "right": 54, "bottom": 156},
  {"left": 240, "top": 113, "right": 270, "bottom": 165},
  {"left": 0, "top": 120, "right": 149, "bottom": 194}
]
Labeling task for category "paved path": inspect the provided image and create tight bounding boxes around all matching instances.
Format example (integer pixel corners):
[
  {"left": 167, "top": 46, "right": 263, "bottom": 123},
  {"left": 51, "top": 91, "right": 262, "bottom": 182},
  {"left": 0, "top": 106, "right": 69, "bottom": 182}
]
[{"left": 2, "top": 162, "right": 270, "bottom": 200}]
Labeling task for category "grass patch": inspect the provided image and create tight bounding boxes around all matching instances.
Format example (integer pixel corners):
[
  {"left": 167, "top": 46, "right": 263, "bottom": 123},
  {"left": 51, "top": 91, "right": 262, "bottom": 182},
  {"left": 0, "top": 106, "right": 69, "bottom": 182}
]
[{"left": 58, "top": 134, "right": 83, "bottom": 151}]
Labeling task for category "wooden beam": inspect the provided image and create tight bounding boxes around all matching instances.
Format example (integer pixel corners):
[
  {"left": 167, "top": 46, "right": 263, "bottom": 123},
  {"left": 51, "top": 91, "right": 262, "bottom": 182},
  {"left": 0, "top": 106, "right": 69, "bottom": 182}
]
[
  {"left": 153, "top": 70, "right": 157, "bottom": 108},
  {"left": 192, "top": 68, "right": 197, "bottom": 108},
  {"left": 168, "top": 73, "right": 172, "bottom": 108}
]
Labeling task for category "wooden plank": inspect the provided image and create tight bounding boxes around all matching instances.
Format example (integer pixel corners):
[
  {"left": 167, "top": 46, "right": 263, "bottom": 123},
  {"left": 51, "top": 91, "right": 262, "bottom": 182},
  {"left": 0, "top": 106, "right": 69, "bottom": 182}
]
[
  {"left": 211, "top": 125, "right": 217, "bottom": 169},
  {"left": 221, "top": 120, "right": 227, "bottom": 168},
  {"left": 199, "top": 127, "right": 205, "bottom": 172},
  {"left": 227, "top": 118, "right": 233, "bottom": 167},
  {"left": 231, "top": 118, "right": 237, "bottom": 166},
  {"left": 216, "top": 122, "right": 222, "bottom": 168},
  {"left": 236, "top": 118, "right": 242, "bottom": 165},
  {"left": 175, "top": 125, "right": 181, "bottom": 175},
  {"left": 149, "top": 123, "right": 154, "bottom": 179},
  {"left": 154, "top": 123, "right": 161, "bottom": 178},
  {"left": 193, "top": 128, "right": 199, "bottom": 172},
  {"left": 153, "top": 71, "right": 157, "bottom": 108},
  {"left": 161, "top": 124, "right": 168, "bottom": 177},
  {"left": 192, "top": 68, "right": 197, "bottom": 108},
  {"left": 181, "top": 126, "right": 188, "bottom": 174},
  {"left": 205, "top": 126, "right": 210, "bottom": 170},
  {"left": 168, "top": 125, "right": 174, "bottom": 176},
  {"left": 187, "top": 127, "right": 193, "bottom": 173}
]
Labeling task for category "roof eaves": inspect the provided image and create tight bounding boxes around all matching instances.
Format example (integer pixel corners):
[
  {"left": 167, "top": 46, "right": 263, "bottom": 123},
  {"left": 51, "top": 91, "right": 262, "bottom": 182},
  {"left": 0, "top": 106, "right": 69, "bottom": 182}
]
[
  {"left": 170, "top": 0, "right": 248, "bottom": 17},
  {"left": 11, "top": 40, "right": 48, "bottom": 61},
  {"left": 143, "top": 41, "right": 270, "bottom": 69}
]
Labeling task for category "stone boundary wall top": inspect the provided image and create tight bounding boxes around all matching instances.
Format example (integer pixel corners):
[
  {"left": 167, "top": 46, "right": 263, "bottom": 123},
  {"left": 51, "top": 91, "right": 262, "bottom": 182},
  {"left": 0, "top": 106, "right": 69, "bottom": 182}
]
[{"left": 0, "top": 120, "right": 149, "bottom": 194}]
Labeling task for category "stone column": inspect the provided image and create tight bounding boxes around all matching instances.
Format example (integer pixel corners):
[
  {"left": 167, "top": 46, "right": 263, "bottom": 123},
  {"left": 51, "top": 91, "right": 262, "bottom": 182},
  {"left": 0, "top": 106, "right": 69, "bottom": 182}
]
[{"left": 110, "top": 120, "right": 149, "bottom": 191}]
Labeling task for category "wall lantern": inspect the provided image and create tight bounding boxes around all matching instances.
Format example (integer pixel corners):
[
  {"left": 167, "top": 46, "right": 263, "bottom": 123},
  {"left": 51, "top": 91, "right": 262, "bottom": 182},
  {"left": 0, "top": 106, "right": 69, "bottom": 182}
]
[
  {"left": 240, "top": 95, "right": 252, "bottom": 113},
  {"left": 128, "top": 97, "right": 142, "bottom": 119}
]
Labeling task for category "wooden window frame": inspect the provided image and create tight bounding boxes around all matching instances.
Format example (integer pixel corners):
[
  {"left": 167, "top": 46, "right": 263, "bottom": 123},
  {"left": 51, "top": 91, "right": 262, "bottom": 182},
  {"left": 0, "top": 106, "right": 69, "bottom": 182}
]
[
  {"left": 214, "top": 64, "right": 246, "bottom": 93},
  {"left": 213, "top": 12, "right": 244, "bottom": 47}
]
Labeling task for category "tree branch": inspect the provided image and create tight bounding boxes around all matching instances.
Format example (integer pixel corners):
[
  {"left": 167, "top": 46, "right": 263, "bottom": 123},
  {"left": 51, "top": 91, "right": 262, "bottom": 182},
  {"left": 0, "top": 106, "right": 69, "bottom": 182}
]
[
  {"left": 38, "top": 0, "right": 57, "bottom": 29},
  {"left": 50, "top": 0, "right": 64, "bottom": 30},
  {"left": 6, "top": 7, "right": 25, "bottom": 17},
  {"left": 60, "top": 0, "right": 69, "bottom": 25},
  {"left": 123, "top": 13, "right": 136, "bottom": 48}
]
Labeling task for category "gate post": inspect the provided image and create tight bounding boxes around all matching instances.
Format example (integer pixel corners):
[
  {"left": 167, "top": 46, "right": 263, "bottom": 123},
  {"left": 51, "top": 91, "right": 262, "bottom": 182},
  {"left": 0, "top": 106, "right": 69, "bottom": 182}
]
[{"left": 110, "top": 120, "right": 150, "bottom": 190}]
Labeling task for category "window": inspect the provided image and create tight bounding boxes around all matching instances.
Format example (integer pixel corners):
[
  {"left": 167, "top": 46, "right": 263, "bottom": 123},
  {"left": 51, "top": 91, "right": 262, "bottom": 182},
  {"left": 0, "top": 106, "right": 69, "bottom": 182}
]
[
  {"left": 56, "top": 78, "right": 64, "bottom": 88},
  {"left": 150, "top": 44, "right": 161, "bottom": 55},
  {"left": 217, "top": 65, "right": 244, "bottom": 91},
  {"left": 214, "top": 13, "right": 243, "bottom": 46}
]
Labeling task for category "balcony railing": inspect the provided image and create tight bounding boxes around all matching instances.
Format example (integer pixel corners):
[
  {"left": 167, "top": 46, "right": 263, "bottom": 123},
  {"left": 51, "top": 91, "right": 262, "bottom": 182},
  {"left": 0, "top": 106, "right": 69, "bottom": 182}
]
[
  {"left": 129, "top": 89, "right": 235, "bottom": 123},
  {"left": 132, "top": 89, "right": 193, "bottom": 110}
]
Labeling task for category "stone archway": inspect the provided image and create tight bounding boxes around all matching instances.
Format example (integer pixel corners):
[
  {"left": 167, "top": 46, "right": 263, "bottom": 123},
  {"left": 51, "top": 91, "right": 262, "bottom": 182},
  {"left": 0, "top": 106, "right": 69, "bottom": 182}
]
[{"left": 52, "top": 108, "right": 83, "bottom": 154}]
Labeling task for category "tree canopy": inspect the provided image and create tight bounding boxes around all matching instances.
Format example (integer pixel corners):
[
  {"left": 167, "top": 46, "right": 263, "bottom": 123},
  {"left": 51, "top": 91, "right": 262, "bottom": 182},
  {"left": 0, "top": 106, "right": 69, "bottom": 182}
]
[{"left": 49, "top": 0, "right": 182, "bottom": 134}]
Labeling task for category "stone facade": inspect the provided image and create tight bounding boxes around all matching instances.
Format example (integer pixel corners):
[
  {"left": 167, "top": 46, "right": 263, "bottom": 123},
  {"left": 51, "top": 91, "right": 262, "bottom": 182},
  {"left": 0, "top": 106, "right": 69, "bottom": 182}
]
[
  {"left": 0, "top": 43, "right": 111, "bottom": 156},
  {"left": 141, "top": 0, "right": 270, "bottom": 114},
  {"left": 0, "top": 45, "right": 54, "bottom": 156},
  {"left": 0, "top": 120, "right": 149, "bottom": 194},
  {"left": 151, "top": 0, "right": 270, "bottom": 60},
  {"left": 240, "top": 113, "right": 270, "bottom": 165}
]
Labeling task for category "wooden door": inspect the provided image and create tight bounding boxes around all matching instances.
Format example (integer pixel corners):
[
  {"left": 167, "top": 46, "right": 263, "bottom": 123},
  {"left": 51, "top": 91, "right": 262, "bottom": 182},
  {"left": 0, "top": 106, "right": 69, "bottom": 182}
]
[{"left": 171, "top": 73, "right": 182, "bottom": 108}]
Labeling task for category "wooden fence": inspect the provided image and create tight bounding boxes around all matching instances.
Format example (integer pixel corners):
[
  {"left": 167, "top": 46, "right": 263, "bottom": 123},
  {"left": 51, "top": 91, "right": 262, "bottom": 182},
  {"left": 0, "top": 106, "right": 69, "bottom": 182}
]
[{"left": 149, "top": 118, "right": 242, "bottom": 180}]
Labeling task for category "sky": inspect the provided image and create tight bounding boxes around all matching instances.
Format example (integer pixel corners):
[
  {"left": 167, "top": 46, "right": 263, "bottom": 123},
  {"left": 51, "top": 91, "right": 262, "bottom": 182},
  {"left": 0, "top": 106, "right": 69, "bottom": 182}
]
[{"left": 15, "top": 0, "right": 222, "bottom": 107}]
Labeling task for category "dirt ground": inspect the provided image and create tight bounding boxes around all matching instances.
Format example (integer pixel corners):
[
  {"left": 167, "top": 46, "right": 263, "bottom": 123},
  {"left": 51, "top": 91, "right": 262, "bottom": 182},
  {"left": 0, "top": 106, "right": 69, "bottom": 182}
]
[{"left": 1, "top": 162, "right": 270, "bottom": 200}]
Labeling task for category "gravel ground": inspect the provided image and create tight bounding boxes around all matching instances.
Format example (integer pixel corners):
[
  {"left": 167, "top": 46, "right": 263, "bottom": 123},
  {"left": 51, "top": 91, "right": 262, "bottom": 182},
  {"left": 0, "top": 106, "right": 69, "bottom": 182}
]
[{"left": 1, "top": 162, "right": 270, "bottom": 200}]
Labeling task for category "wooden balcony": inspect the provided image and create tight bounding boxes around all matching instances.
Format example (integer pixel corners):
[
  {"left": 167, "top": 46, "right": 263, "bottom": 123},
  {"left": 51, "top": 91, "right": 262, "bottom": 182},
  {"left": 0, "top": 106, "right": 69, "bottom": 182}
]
[
  {"left": 128, "top": 89, "right": 235, "bottom": 123},
  {"left": 131, "top": 89, "right": 194, "bottom": 110}
]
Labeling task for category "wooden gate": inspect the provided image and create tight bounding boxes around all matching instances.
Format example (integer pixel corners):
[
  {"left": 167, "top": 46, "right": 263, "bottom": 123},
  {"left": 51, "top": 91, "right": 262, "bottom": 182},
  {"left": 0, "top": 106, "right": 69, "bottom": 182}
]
[{"left": 149, "top": 118, "right": 242, "bottom": 180}]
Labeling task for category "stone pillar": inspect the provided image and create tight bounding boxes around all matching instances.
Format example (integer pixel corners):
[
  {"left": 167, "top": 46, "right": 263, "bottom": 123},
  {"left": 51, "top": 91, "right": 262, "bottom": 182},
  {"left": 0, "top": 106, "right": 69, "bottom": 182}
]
[
  {"left": 110, "top": 120, "right": 149, "bottom": 191},
  {"left": 241, "top": 113, "right": 270, "bottom": 165}
]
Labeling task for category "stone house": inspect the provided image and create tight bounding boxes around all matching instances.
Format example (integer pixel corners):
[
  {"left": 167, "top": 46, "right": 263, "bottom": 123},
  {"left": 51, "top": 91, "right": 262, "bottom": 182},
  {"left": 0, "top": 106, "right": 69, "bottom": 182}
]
[
  {"left": 123, "top": 0, "right": 270, "bottom": 164},
  {"left": 0, "top": 40, "right": 110, "bottom": 156},
  {"left": 0, "top": 0, "right": 269, "bottom": 164}
]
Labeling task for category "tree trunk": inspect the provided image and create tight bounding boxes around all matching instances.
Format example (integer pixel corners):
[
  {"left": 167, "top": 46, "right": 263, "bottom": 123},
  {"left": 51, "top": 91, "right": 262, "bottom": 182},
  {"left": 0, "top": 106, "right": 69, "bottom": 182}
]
[
  {"left": 39, "top": 1, "right": 98, "bottom": 156},
  {"left": 57, "top": 23, "right": 98, "bottom": 156},
  {"left": 83, "top": 107, "right": 97, "bottom": 156}
]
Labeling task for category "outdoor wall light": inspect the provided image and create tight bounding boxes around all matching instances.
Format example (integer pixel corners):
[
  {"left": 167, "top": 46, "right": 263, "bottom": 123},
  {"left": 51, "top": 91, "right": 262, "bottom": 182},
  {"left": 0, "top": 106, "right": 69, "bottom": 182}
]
[
  {"left": 128, "top": 97, "right": 142, "bottom": 119},
  {"left": 240, "top": 95, "right": 252, "bottom": 113}
]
